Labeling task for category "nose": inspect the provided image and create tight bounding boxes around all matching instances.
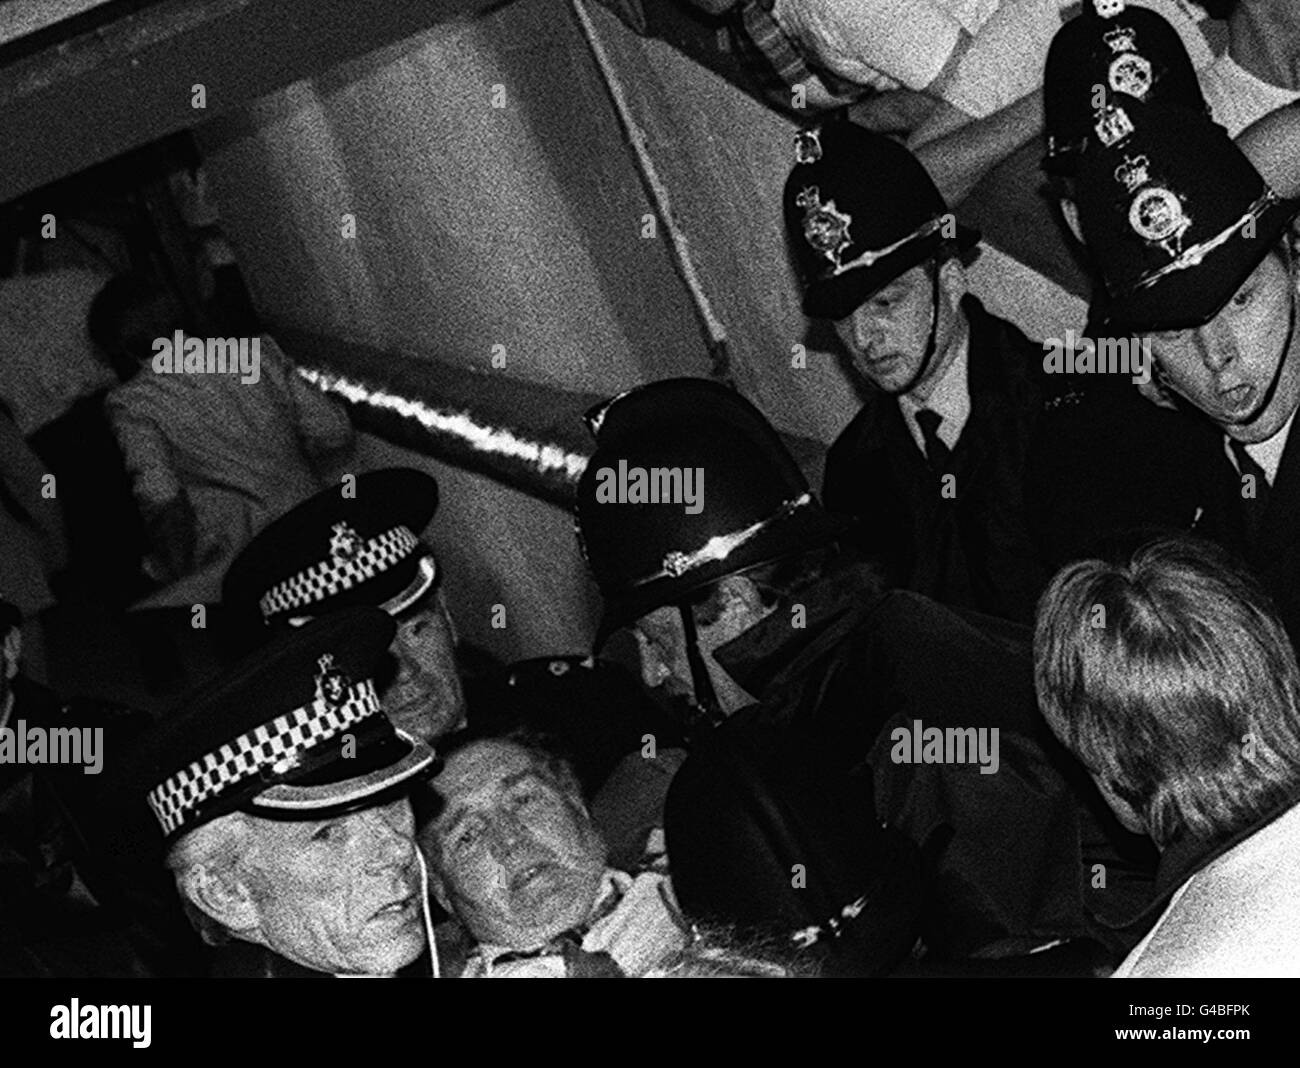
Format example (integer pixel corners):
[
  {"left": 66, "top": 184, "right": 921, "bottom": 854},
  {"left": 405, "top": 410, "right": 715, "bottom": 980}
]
[
  {"left": 484, "top": 811, "right": 530, "bottom": 861},
  {"left": 364, "top": 805, "right": 416, "bottom": 870},
  {"left": 391, "top": 641, "right": 417, "bottom": 685},
  {"left": 848, "top": 309, "right": 882, "bottom": 353},
  {"left": 1191, "top": 318, "right": 1240, "bottom": 373}
]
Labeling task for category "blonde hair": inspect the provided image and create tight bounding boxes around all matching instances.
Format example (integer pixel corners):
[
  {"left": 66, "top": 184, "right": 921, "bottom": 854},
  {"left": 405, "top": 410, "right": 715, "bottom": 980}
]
[{"left": 1034, "top": 537, "right": 1300, "bottom": 848}]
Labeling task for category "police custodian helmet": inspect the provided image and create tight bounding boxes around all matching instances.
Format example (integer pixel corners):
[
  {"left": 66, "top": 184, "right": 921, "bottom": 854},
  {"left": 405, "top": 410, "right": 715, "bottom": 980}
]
[
  {"left": 575, "top": 378, "right": 850, "bottom": 648},
  {"left": 127, "top": 608, "right": 435, "bottom": 846},
  {"left": 1075, "top": 95, "right": 1300, "bottom": 332},
  {"left": 1043, "top": 0, "right": 1206, "bottom": 176},
  {"left": 782, "top": 119, "right": 980, "bottom": 321}
]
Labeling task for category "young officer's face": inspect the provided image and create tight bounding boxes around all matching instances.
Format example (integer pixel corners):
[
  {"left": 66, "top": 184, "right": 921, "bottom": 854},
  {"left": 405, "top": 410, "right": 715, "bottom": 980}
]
[
  {"left": 1146, "top": 251, "right": 1300, "bottom": 443},
  {"left": 832, "top": 261, "right": 964, "bottom": 398}
]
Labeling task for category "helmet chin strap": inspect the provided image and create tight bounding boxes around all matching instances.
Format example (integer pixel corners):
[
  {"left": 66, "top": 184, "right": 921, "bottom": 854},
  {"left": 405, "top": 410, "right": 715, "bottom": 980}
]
[
  {"left": 678, "top": 604, "right": 724, "bottom": 734},
  {"left": 893, "top": 254, "right": 944, "bottom": 398}
]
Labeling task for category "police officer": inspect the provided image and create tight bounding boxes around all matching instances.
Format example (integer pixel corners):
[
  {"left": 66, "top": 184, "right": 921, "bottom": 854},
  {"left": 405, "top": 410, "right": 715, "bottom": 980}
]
[
  {"left": 222, "top": 468, "right": 467, "bottom": 744},
  {"left": 785, "top": 119, "right": 1049, "bottom": 624},
  {"left": 574, "top": 377, "right": 1143, "bottom": 972},
  {"left": 222, "top": 468, "right": 680, "bottom": 868},
  {"left": 1030, "top": 2, "right": 1221, "bottom": 569},
  {"left": 122, "top": 609, "right": 438, "bottom": 977},
  {"left": 1072, "top": 94, "right": 1300, "bottom": 642}
]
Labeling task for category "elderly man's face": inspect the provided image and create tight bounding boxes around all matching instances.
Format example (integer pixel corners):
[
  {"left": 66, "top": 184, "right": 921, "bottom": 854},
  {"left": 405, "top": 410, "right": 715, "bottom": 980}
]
[
  {"left": 383, "top": 591, "right": 466, "bottom": 743},
  {"left": 241, "top": 798, "right": 425, "bottom": 974},
  {"left": 426, "top": 741, "right": 607, "bottom": 950}
]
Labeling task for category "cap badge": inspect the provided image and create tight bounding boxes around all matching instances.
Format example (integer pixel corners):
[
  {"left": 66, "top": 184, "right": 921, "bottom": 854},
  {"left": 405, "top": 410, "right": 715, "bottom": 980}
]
[
  {"left": 796, "top": 186, "right": 854, "bottom": 270},
  {"left": 794, "top": 128, "right": 823, "bottom": 165},
  {"left": 329, "top": 522, "right": 363, "bottom": 564},
  {"left": 1103, "top": 26, "right": 1136, "bottom": 54},
  {"left": 1094, "top": 104, "right": 1134, "bottom": 148},
  {"left": 662, "top": 551, "right": 691, "bottom": 579},
  {"left": 1114, "top": 154, "right": 1151, "bottom": 193},
  {"left": 1109, "top": 52, "right": 1153, "bottom": 98},
  {"left": 1129, "top": 186, "right": 1191, "bottom": 248},
  {"left": 1093, "top": 0, "right": 1126, "bottom": 18},
  {"left": 315, "top": 653, "right": 352, "bottom": 710}
]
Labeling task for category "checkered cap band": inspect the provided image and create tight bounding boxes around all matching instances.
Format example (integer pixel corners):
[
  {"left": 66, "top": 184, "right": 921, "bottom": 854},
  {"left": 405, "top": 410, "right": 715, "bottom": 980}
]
[
  {"left": 258, "top": 525, "right": 420, "bottom": 620},
  {"left": 146, "top": 679, "right": 382, "bottom": 836}
]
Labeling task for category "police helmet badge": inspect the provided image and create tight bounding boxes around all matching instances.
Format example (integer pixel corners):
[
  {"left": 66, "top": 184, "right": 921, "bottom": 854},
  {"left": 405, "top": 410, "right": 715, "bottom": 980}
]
[
  {"left": 1109, "top": 52, "right": 1153, "bottom": 99},
  {"left": 314, "top": 653, "right": 352, "bottom": 710},
  {"left": 796, "top": 186, "right": 854, "bottom": 270},
  {"left": 329, "top": 521, "right": 363, "bottom": 564},
  {"left": 662, "top": 551, "right": 691, "bottom": 579},
  {"left": 1115, "top": 154, "right": 1151, "bottom": 194},
  {"left": 1095, "top": 104, "right": 1134, "bottom": 148},
  {"left": 794, "top": 128, "right": 822, "bottom": 165},
  {"left": 1130, "top": 187, "right": 1190, "bottom": 248},
  {"left": 1115, "top": 155, "right": 1191, "bottom": 252},
  {"left": 1093, "top": 0, "right": 1126, "bottom": 17},
  {"left": 1103, "top": 25, "right": 1136, "bottom": 54}
]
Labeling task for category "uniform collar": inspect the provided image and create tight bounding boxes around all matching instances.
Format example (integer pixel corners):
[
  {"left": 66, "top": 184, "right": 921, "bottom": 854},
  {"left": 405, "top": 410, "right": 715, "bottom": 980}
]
[
  {"left": 898, "top": 317, "right": 971, "bottom": 452},
  {"left": 1223, "top": 406, "right": 1299, "bottom": 485}
]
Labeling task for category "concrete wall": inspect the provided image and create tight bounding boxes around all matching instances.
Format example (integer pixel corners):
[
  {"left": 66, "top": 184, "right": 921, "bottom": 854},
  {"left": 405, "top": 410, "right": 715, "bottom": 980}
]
[{"left": 197, "top": 0, "right": 860, "bottom": 661}]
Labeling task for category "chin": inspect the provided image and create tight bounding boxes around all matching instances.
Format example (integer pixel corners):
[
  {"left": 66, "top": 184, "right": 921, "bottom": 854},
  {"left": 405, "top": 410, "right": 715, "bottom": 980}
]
[{"left": 349, "top": 928, "right": 427, "bottom": 975}]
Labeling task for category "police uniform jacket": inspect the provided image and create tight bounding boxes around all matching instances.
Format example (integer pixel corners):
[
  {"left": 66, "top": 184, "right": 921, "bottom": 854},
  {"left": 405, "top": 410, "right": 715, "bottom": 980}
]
[
  {"left": 1026, "top": 373, "right": 1221, "bottom": 568},
  {"left": 669, "top": 558, "right": 1158, "bottom": 966},
  {"left": 1031, "top": 381, "right": 1300, "bottom": 646},
  {"left": 822, "top": 296, "right": 1048, "bottom": 624},
  {"left": 1188, "top": 420, "right": 1300, "bottom": 648}
]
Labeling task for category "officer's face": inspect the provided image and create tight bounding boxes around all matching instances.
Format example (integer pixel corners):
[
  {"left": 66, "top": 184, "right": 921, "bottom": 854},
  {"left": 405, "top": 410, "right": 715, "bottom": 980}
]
[
  {"left": 425, "top": 741, "right": 607, "bottom": 949},
  {"left": 242, "top": 799, "right": 425, "bottom": 975},
  {"left": 1146, "top": 251, "right": 1300, "bottom": 443},
  {"left": 383, "top": 591, "right": 466, "bottom": 743},
  {"left": 631, "top": 583, "right": 766, "bottom": 721},
  {"left": 832, "top": 261, "right": 965, "bottom": 398}
]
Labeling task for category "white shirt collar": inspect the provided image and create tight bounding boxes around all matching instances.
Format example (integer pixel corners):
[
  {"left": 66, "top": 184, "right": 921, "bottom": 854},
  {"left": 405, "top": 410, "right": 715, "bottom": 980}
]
[
  {"left": 1224, "top": 408, "right": 1298, "bottom": 486},
  {"left": 897, "top": 330, "right": 971, "bottom": 454}
]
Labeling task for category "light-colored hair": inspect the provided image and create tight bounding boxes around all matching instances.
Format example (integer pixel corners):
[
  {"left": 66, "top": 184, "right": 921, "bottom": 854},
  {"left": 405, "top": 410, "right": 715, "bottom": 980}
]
[
  {"left": 648, "top": 923, "right": 816, "bottom": 978},
  {"left": 1034, "top": 536, "right": 1300, "bottom": 848},
  {"left": 422, "top": 732, "right": 597, "bottom": 863},
  {"left": 165, "top": 811, "right": 253, "bottom": 946}
]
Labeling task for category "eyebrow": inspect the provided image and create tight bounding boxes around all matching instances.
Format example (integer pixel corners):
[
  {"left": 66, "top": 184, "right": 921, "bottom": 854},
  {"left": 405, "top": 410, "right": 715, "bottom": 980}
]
[{"left": 438, "top": 768, "right": 545, "bottom": 840}]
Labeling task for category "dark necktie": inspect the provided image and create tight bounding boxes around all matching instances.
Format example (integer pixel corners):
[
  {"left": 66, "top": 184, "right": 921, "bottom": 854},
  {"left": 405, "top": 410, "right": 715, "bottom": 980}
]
[
  {"left": 914, "top": 408, "right": 952, "bottom": 473},
  {"left": 1229, "top": 439, "right": 1271, "bottom": 546}
]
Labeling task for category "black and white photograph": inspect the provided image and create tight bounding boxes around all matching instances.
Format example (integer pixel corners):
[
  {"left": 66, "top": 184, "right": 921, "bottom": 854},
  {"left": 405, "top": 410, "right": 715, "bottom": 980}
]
[{"left": 0, "top": 0, "right": 1295, "bottom": 1048}]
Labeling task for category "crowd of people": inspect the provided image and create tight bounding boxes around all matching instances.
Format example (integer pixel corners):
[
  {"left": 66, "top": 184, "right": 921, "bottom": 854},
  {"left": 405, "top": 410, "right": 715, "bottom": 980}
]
[{"left": 3, "top": 0, "right": 1300, "bottom": 979}]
